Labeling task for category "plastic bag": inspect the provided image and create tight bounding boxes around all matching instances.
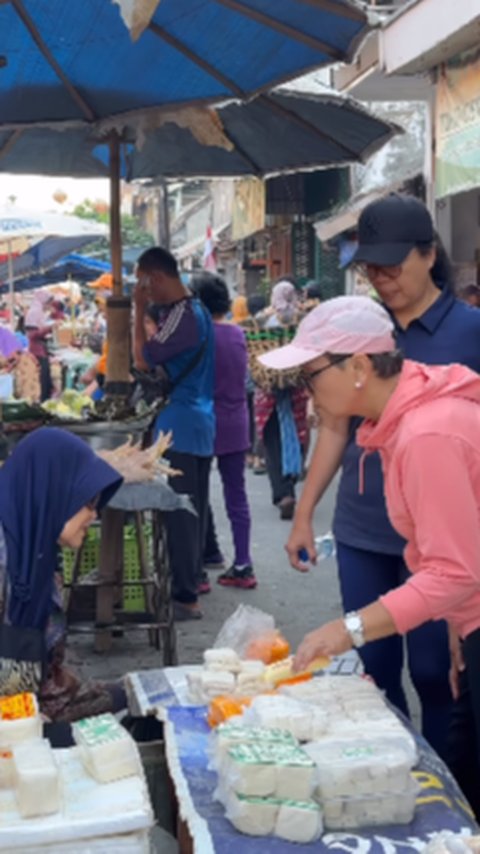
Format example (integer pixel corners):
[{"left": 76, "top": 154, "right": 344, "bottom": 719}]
[
  {"left": 245, "top": 631, "right": 290, "bottom": 664},
  {"left": 213, "top": 605, "right": 275, "bottom": 658},
  {"left": 423, "top": 835, "right": 480, "bottom": 854}
]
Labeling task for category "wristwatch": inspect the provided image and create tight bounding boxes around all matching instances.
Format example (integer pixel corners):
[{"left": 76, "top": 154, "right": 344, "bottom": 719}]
[{"left": 344, "top": 611, "right": 365, "bottom": 648}]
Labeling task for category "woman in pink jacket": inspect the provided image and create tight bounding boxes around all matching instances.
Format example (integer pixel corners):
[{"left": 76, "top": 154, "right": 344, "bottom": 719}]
[{"left": 261, "top": 295, "right": 480, "bottom": 810}]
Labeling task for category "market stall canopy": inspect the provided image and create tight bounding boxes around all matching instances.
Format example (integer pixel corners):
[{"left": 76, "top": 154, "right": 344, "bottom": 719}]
[
  {"left": 123, "top": 89, "right": 400, "bottom": 180},
  {"left": 0, "top": 209, "right": 106, "bottom": 244},
  {"left": 0, "top": 0, "right": 369, "bottom": 130},
  {"left": 0, "top": 0, "right": 371, "bottom": 386},
  {"left": 0, "top": 89, "right": 399, "bottom": 180},
  {"left": 0, "top": 209, "right": 106, "bottom": 288},
  {"left": 0, "top": 254, "right": 123, "bottom": 295},
  {"left": 0, "top": 232, "right": 106, "bottom": 286}
]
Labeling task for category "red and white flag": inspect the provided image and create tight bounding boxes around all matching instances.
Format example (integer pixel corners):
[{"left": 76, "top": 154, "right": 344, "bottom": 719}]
[{"left": 203, "top": 225, "right": 217, "bottom": 272}]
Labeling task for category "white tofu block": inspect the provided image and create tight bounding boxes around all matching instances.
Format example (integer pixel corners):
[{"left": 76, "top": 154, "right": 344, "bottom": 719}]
[
  {"left": 186, "top": 670, "right": 203, "bottom": 703},
  {"left": 0, "top": 713, "right": 42, "bottom": 748},
  {"left": 0, "top": 749, "right": 13, "bottom": 788},
  {"left": 224, "top": 743, "right": 314, "bottom": 799},
  {"left": 73, "top": 713, "right": 141, "bottom": 783},
  {"left": 200, "top": 670, "right": 236, "bottom": 699},
  {"left": 246, "top": 694, "right": 323, "bottom": 742},
  {"left": 214, "top": 724, "right": 296, "bottom": 768},
  {"left": 224, "top": 745, "right": 277, "bottom": 798},
  {"left": 204, "top": 648, "right": 241, "bottom": 673},
  {"left": 13, "top": 739, "right": 60, "bottom": 817},
  {"left": 226, "top": 791, "right": 278, "bottom": 836},
  {"left": 322, "top": 779, "right": 419, "bottom": 830},
  {"left": 275, "top": 762, "right": 315, "bottom": 801},
  {"left": 307, "top": 734, "right": 414, "bottom": 800},
  {"left": 275, "top": 800, "right": 323, "bottom": 843},
  {"left": 238, "top": 660, "right": 265, "bottom": 678}
]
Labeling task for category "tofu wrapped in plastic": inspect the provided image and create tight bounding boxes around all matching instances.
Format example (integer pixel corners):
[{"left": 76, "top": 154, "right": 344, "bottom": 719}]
[
  {"left": 225, "top": 791, "right": 278, "bottom": 836},
  {"left": 225, "top": 791, "right": 323, "bottom": 842},
  {"left": 322, "top": 778, "right": 419, "bottom": 830},
  {"left": 275, "top": 799, "right": 323, "bottom": 843},
  {"left": 224, "top": 744, "right": 276, "bottom": 797},
  {"left": 73, "top": 712, "right": 141, "bottom": 783},
  {"left": 245, "top": 694, "right": 328, "bottom": 741},
  {"left": 424, "top": 834, "right": 478, "bottom": 854},
  {"left": 224, "top": 743, "right": 315, "bottom": 800},
  {"left": 13, "top": 739, "right": 61, "bottom": 817},
  {"left": 236, "top": 660, "right": 266, "bottom": 695},
  {"left": 200, "top": 670, "right": 236, "bottom": 701},
  {"left": 212, "top": 723, "right": 297, "bottom": 769},
  {"left": 306, "top": 736, "right": 414, "bottom": 799},
  {"left": 204, "top": 648, "right": 241, "bottom": 673}
]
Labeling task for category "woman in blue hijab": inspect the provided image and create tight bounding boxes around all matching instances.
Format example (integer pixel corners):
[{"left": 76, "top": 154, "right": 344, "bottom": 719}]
[{"left": 0, "top": 428, "right": 123, "bottom": 720}]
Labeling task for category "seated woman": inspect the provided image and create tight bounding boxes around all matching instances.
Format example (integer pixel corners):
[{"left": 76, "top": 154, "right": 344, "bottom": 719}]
[{"left": 0, "top": 427, "right": 123, "bottom": 723}]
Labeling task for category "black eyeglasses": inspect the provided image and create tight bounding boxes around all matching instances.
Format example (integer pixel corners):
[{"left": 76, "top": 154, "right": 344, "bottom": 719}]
[
  {"left": 301, "top": 356, "right": 349, "bottom": 393},
  {"left": 354, "top": 262, "right": 402, "bottom": 281}
]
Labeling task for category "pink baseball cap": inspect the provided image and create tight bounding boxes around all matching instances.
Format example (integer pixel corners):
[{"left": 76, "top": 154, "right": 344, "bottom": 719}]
[{"left": 258, "top": 296, "right": 396, "bottom": 371}]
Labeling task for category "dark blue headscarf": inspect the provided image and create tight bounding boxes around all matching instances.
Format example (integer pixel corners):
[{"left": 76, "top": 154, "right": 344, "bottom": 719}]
[{"left": 0, "top": 428, "right": 123, "bottom": 630}]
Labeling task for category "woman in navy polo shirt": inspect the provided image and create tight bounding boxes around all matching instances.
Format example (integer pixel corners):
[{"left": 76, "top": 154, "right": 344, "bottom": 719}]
[{"left": 287, "top": 194, "right": 480, "bottom": 767}]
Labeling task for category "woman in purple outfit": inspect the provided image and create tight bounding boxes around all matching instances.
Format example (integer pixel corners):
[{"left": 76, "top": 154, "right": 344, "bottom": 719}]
[{"left": 193, "top": 274, "right": 256, "bottom": 589}]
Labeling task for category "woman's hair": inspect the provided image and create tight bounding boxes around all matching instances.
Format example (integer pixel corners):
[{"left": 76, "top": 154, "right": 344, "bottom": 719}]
[
  {"left": 191, "top": 272, "right": 231, "bottom": 316},
  {"left": 326, "top": 350, "right": 404, "bottom": 379},
  {"left": 247, "top": 293, "right": 267, "bottom": 316},
  {"left": 305, "top": 281, "right": 323, "bottom": 301},
  {"left": 457, "top": 284, "right": 480, "bottom": 305},
  {"left": 417, "top": 232, "right": 454, "bottom": 291}
]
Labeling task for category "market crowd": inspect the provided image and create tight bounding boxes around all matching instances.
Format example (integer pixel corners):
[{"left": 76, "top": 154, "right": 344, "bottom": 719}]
[{"left": 3, "top": 193, "right": 480, "bottom": 818}]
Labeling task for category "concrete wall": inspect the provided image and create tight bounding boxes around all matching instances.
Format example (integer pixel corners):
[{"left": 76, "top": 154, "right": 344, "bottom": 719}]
[{"left": 450, "top": 191, "right": 480, "bottom": 263}]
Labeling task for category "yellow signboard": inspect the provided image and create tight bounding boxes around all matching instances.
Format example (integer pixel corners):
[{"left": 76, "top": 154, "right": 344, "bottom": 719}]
[{"left": 231, "top": 178, "right": 265, "bottom": 241}]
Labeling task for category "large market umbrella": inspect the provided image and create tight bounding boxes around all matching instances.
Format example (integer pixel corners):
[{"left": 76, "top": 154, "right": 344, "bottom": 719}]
[
  {"left": 0, "top": 0, "right": 371, "bottom": 386},
  {"left": 122, "top": 90, "right": 398, "bottom": 179},
  {"left": 0, "top": 209, "right": 106, "bottom": 325},
  {"left": 0, "top": 89, "right": 397, "bottom": 181},
  {"left": 0, "top": 1, "right": 369, "bottom": 125}
]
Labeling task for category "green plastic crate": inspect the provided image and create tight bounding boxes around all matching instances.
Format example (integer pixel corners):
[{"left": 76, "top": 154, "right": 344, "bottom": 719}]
[{"left": 62, "top": 523, "right": 153, "bottom": 612}]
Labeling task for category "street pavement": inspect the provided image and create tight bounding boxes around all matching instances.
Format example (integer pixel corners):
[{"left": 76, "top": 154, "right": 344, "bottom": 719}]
[{"left": 69, "top": 463, "right": 342, "bottom": 681}]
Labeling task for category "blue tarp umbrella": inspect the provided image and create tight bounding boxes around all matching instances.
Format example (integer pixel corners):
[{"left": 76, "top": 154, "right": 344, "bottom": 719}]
[
  {"left": 0, "top": 0, "right": 370, "bottom": 384},
  {"left": 0, "top": 1, "right": 368, "bottom": 126}
]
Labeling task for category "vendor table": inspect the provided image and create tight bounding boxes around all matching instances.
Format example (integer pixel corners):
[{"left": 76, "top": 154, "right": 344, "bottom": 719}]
[
  {"left": 125, "top": 658, "right": 478, "bottom": 853},
  {"left": 164, "top": 705, "right": 477, "bottom": 854},
  {"left": 66, "top": 479, "right": 193, "bottom": 666}
]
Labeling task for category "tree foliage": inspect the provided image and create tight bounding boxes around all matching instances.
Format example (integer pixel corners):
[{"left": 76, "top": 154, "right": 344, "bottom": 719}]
[{"left": 72, "top": 199, "right": 154, "bottom": 255}]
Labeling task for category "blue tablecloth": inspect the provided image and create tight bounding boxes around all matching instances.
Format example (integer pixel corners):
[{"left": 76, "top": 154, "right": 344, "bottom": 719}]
[{"left": 164, "top": 705, "right": 477, "bottom": 854}]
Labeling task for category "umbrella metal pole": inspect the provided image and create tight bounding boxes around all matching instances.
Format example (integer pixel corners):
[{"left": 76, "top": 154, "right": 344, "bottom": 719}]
[{"left": 106, "top": 132, "right": 131, "bottom": 396}]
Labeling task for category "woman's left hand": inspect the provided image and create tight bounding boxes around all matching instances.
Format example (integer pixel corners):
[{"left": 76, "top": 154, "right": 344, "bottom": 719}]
[{"left": 294, "top": 619, "right": 352, "bottom": 672}]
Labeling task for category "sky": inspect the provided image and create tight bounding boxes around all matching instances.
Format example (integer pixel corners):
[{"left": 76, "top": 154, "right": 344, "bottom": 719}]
[{"left": 0, "top": 175, "right": 110, "bottom": 213}]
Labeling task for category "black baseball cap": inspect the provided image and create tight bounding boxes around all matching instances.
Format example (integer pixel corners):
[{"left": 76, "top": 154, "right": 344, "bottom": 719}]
[{"left": 351, "top": 193, "right": 434, "bottom": 267}]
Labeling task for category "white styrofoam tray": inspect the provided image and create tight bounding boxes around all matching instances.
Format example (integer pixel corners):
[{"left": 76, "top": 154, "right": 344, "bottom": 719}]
[{"left": 0, "top": 747, "right": 153, "bottom": 849}]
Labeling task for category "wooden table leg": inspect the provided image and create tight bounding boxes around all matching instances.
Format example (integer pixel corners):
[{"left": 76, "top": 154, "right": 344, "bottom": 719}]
[{"left": 95, "top": 507, "right": 124, "bottom": 653}]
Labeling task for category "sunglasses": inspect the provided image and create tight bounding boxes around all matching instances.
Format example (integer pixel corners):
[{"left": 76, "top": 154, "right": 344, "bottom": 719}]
[
  {"left": 354, "top": 263, "right": 403, "bottom": 281},
  {"left": 301, "top": 356, "right": 349, "bottom": 393}
]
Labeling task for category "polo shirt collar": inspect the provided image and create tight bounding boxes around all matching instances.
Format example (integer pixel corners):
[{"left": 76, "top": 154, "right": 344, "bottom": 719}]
[{"left": 387, "top": 286, "right": 455, "bottom": 335}]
